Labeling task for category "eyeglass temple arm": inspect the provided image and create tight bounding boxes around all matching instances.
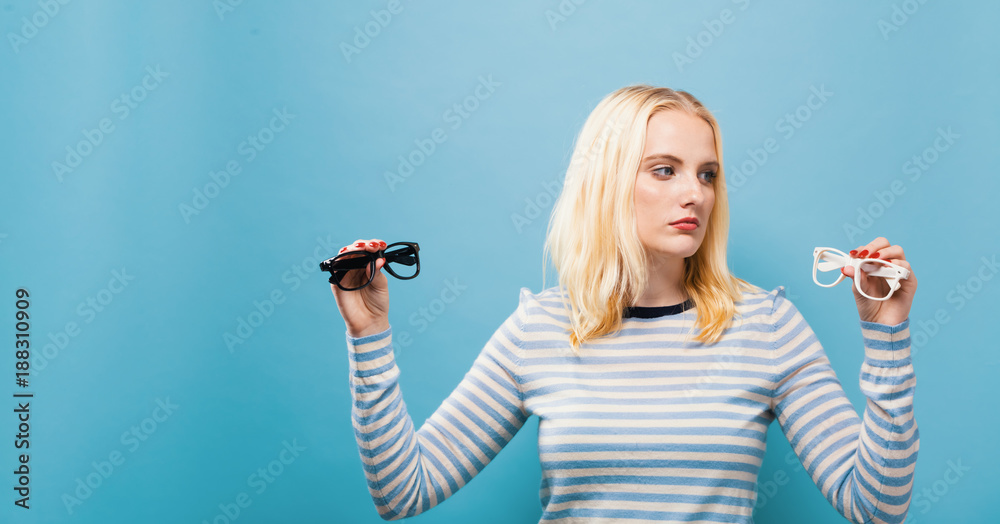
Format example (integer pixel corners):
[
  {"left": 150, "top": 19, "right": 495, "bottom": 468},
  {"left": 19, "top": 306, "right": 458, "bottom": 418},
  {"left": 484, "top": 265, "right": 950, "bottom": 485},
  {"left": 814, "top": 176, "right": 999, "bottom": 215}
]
[{"left": 815, "top": 249, "right": 849, "bottom": 271}]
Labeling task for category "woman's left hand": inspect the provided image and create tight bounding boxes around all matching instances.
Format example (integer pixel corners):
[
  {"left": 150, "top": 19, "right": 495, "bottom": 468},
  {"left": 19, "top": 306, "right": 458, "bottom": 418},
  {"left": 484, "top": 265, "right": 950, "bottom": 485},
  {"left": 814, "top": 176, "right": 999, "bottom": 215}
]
[{"left": 841, "top": 237, "right": 917, "bottom": 326}]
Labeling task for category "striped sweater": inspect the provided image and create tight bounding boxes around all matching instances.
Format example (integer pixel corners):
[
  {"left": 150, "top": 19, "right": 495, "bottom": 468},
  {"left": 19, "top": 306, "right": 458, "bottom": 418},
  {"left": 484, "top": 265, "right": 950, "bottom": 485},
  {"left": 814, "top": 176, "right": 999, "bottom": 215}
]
[{"left": 346, "top": 285, "right": 919, "bottom": 523}]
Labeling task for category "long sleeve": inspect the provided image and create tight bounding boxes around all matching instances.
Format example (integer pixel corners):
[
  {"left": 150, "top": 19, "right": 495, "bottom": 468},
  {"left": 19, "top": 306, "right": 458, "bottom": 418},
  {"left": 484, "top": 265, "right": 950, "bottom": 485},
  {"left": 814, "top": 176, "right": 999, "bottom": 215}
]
[
  {"left": 346, "top": 305, "right": 530, "bottom": 520},
  {"left": 769, "top": 290, "right": 919, "bottom": 524}
]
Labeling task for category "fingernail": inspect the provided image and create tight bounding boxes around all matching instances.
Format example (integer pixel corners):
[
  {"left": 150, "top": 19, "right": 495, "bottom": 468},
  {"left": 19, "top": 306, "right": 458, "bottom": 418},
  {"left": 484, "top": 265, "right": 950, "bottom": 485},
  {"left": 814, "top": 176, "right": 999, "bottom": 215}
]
[
  {"left": 858, "top": 250, "right": 869, "bottom": 257},
  {"left": 369, "top": 241, "right": 378, "bottom": 248},
  {"left": 849, "top": 250, "right": 858, "bottom": 257},
  {"left": 870, "top": 251, "right": 880, "bottom": 259},
  {"left": 355, "top": 242, "right": 365, "bottom": 248},
  {"left": 339, "top": 247, "right": 347, "bottom": 253},
  {"left": 379, "top": 241, "right": 386, "bottom": 248}
]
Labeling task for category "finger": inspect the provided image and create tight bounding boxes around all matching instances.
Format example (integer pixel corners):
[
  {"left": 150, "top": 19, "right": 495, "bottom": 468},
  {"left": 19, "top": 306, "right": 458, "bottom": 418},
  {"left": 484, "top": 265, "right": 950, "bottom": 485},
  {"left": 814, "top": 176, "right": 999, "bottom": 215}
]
[
  {"left": 340, "top": 239, "right": 369, "bottom": 254},
  {"left": 339, "top": 239, "right": 388, "bottom": 255},
  {"left": 888, "top": 258, "right": 911, "bottom": 269},
  {"left": 855, "top": 237, "right": 886, "bottom": 257},
  {"left": 841, "top": 259, "right": 877, "bottom": 279},
  {"left": 855, "top": 237, "right": 891, "bottom": 258},
  {"left": 869, "top": 245, "right": 900, "bottom": 260},
  {"left": 367, "top": 241, "right": 387, "bottom": 273},
  {"left": 885, "top": 257, "right": 913, "bottom": 281},
  {"left": 371, "top": 239, "right": 388, "bottom": 250},
  {"left": 361, "top": 239, "right": 387, "bottom": 252},
  {"left": 868, "top": 244, "right": 906, "bottom": 261},
  {"left": 330, "top": 240, "right": 382, "bottom": 288},
  {"left": 367, "top": 257, "right": 390, "bottom": 286}
]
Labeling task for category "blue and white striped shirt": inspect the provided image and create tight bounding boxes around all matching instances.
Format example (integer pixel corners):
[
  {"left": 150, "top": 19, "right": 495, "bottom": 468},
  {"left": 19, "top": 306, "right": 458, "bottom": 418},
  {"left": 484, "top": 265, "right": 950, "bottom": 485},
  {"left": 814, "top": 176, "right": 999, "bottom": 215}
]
[{"left": 347, "top": 285, "right": 918, "bottom": 523}]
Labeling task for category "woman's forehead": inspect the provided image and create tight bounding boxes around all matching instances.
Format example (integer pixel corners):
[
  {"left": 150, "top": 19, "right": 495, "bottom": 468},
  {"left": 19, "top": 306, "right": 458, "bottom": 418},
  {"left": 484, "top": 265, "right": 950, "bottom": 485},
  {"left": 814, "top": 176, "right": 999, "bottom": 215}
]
[{"left": 642, "top": 112, "right": 717, "bottom": 162}]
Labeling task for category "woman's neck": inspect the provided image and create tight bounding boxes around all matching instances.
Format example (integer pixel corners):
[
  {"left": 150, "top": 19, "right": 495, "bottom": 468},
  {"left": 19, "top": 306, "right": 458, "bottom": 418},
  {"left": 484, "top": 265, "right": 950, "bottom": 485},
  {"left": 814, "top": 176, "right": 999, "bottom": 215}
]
[{"left": 633, "top": 254, "right": 687, "bottom": 307}]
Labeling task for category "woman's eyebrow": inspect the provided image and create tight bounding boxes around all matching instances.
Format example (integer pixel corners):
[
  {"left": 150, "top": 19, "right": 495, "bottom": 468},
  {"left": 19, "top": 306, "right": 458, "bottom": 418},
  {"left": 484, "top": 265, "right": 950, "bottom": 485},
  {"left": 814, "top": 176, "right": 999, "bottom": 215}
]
[{"left": 641, "top": 153, "right": 719, "bottom": 168}]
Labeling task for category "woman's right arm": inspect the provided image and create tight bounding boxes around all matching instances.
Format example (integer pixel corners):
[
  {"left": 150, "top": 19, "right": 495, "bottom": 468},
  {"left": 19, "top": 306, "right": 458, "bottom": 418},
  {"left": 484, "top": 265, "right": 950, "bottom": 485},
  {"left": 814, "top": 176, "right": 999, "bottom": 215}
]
[
  {"left": 347, "top": 312, "right": 529, "bottom": 520},
  {"left": 331, "top": 238, "right": 531, "bottom": 520}
]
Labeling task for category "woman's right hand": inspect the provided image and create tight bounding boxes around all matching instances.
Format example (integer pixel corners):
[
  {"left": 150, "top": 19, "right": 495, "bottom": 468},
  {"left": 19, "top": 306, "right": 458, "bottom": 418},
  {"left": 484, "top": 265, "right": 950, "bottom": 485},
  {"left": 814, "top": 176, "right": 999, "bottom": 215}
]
[{"left": 330, "top": 238, "right": 391, "bottom": 338}]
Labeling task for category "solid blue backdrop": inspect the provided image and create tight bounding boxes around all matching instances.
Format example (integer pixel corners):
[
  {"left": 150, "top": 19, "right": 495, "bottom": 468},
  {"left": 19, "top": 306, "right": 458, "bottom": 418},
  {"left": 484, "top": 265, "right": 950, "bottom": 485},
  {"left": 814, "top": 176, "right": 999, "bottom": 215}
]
[{"left": 0, "top": 1, "right": 996, "bottom": 523}]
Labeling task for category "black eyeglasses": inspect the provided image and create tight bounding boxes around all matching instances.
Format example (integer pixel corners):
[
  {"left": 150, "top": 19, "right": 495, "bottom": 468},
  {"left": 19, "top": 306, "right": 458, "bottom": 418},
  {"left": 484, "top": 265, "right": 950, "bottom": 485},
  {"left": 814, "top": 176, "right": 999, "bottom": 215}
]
[{"left": 320, "top": 242, "right": 420, "bottom": 291}]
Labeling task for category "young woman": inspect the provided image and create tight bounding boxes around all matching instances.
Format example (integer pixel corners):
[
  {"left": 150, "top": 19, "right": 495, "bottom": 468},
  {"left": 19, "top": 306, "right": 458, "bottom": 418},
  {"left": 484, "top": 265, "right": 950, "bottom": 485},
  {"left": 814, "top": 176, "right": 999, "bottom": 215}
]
[{"left": 331, "top": 85, "right": 919, "bottom": 523}]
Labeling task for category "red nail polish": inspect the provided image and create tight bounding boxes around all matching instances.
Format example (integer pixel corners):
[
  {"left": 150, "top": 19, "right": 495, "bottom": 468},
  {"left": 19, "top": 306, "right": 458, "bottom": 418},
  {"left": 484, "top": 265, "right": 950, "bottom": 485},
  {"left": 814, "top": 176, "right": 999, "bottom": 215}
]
[
  {"left": 870, "top": 251, "right": 880, "bottom": 259},
  {"left": 858, "top": 250, "right": 869, "bottom": 257},
  {"left": 355, "top": 242, "right": 365, "bottom": 247},
  {"left": 379, "top": 242, "right": 386, "bottom": 248},
  {"left": 849, "top": 250, "right": 858, "bottom": 257},
  {"left": 340, "top": 247, "right": 347, "bottom": 252},
  {"left": 369, "top": 241, "right": 378, "bottom": 247}
]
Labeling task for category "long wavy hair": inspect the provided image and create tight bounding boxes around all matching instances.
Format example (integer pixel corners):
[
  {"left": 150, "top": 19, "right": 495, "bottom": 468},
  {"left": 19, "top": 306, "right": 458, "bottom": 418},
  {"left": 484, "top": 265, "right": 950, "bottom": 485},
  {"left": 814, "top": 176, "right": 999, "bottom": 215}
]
[{"left": 542, "top": 85, "right": 760, "bottom": 352}]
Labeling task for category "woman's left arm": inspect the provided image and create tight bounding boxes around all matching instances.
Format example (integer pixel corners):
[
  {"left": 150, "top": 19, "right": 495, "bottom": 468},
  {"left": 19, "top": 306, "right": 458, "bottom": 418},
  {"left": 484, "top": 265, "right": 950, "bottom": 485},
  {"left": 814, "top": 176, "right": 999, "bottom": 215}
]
[
  {"left": 769, "top": 237, "right": 919, "bottom": 524},
  {"left": 770, "top": 293, "right": 918, "bottom": 524}
]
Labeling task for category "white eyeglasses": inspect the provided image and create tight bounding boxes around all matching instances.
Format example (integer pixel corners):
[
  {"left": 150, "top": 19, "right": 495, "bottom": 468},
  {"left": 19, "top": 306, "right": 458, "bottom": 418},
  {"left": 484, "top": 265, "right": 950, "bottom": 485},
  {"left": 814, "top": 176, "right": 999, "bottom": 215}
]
[{"left": 812, "top": 247, "right": 911, "bottom": 301}]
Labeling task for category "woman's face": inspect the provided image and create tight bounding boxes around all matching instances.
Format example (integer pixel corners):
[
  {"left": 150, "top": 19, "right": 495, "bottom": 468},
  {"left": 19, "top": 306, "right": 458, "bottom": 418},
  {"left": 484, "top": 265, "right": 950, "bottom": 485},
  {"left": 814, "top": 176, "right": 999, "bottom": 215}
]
[{"left": 634, "top": 110, "right": 718, "bottom": 262}]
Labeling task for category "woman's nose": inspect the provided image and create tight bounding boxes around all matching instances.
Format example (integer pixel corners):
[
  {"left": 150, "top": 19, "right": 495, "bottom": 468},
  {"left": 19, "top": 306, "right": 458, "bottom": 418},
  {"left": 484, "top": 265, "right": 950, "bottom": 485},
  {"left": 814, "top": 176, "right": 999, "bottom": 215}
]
[{"left": 678, "top": 172, "right": 704, "bottom": 205}]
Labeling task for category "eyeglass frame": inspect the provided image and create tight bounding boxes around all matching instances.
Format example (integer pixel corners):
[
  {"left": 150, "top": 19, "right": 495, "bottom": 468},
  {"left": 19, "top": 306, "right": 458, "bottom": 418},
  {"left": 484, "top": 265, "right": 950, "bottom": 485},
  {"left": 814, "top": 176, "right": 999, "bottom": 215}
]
[
  {"left": 320, "top": 241, "right": 420, "bottom": 291},
  {"left": 812, "top": 246, "right": 910, "bottom": 301}
]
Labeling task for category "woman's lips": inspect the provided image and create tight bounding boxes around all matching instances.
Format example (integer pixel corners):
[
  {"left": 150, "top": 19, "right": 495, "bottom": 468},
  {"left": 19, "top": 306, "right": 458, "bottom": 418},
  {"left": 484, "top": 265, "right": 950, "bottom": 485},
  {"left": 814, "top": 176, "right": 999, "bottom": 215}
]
[{"left": 672, "top": 222, "right": 697, "bottom": 230}]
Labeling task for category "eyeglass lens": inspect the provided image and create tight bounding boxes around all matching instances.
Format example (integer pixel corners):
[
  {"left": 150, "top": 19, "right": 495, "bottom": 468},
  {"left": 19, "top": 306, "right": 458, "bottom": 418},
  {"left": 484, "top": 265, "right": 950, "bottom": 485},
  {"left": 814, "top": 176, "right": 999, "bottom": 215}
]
[
  {"left": 383, "top": 244, "right": 417, "bottom": 278},
  {"left": 330, "top": 251, "right": 374, "bottom": 291},
  {"left": 815, "top": 250, "right": 846, "bottom": 286},
  {"left": 854, "top": 258, "right": 896, "bottom": 299}
]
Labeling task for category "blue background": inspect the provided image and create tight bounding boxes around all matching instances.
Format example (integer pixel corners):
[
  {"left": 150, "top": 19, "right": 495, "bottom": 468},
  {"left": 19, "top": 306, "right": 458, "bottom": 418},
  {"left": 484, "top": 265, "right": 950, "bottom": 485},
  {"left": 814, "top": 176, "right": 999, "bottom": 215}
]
[{"left": 1, "top": 1, "right": 996, "bottom": 523}]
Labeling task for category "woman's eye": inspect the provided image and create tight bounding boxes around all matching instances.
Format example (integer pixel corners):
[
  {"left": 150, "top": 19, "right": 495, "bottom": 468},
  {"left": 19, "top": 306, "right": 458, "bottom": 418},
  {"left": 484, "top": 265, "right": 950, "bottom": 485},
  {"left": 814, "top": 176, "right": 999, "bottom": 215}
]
[{"left": 653, "top": 166, "right": 717, "bottom": 183}]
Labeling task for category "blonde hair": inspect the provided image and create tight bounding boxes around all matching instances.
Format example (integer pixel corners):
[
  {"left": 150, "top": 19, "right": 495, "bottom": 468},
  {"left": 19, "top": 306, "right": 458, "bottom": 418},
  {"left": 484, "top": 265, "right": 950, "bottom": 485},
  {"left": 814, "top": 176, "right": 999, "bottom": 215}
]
[{"left": 542, "top": 84, "right": 761, "bottom": 352}]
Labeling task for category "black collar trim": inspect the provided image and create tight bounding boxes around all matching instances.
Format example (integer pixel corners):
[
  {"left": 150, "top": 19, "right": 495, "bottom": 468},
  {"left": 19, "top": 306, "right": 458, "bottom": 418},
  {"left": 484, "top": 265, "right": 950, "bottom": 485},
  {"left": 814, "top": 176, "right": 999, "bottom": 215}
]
[{"left": 623, "top": 299, "right": 695, "bottom": 318}]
